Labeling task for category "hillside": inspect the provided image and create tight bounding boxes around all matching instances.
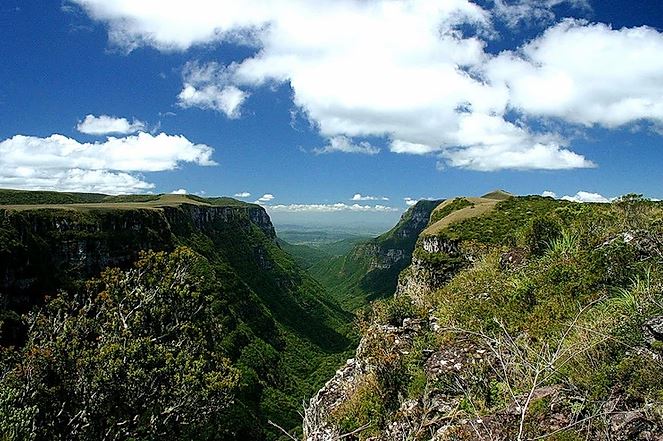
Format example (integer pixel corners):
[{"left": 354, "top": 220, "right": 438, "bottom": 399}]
[
  {"left": 308, "top": 199, "right": 443, "bottom": 310},
  {"left": 0, "top": 190, "right": 353, "bottom": 440},
  {"left": 304, "top": 194, "right": 663, "bottom": 440}
]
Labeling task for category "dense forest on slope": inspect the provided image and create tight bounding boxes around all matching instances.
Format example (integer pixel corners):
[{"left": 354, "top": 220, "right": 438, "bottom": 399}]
[
  {"left": 0, "top": 191, "right": 354, "bottom": 440},
  {"left": 305, "top": 194, "right": 663, "bottom": 440}
]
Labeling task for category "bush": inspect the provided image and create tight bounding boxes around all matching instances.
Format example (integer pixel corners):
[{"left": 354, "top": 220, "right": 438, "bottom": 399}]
[{"left": 522, "top": 216, "right": 563, "bottom": 256}]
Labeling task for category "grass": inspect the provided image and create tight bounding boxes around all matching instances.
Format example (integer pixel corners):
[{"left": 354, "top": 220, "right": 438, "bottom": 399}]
[
  {"left": 424, "top": 197, "right": 499, "bottom": 235},
  {"left": 0, "top": 193, "right": 256, "bottom": 212}
]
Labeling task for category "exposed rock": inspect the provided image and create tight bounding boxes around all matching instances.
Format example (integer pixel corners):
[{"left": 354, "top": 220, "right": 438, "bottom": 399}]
[
  {"left": 421, "top": 236, "right": 460, "bottom": 255},
  {"left": 499, "top": 247, "right": 528, "bottom": 270},
  {"left": 643, "top": 315, "right": 663, "bottom": 345},
  {"left": 395, "top": 252, "right": 465, "bottom": 305},
  {"left": 601, "top": 230, "right": 663, "bottom": 261},
  {"left": 610, "top": 408, "right": 663, "bottom": 441},
  {"left": 304, "top": 358, "right": 366, "bottom": 441}
]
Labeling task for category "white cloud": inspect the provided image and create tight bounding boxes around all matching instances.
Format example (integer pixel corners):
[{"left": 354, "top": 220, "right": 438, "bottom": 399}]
[
  {"left": 542, "top": 190, "right": 610, "bottom": 203},
  {"left": 71, "top": 1, "right": 663, "bottom": 171},
  {"left": 561, "top": 191, "right": 610, "bottom": 203},
  {"left": 0, "top": 169, "right": 154, "bottom": 195},
  {"left": 351, "top": 193, "right": 389, "bottom": 201},
  {"left": 178, "top": 61, "right": 249, "bottom": 118},
  {"left": 313, "top": 136, "right": 380, "bottom": 155},
  {"left": 234, "top": 191, "right": 251, "bottom": 198},
  {"left": 77, "top": 114, "right": 146, "bottom": 135},
  {"left": 487, "top": 20, "right": 663, "bottom": 128},
  {"left": 390, "top": 140, "right": 438, "bottom": 155},
  {"left": 171, "top": 188, "right": 188, "bottom": 194},
  {"left": 0, "top": 132, "right": 216, "bottom": 194},
  {"left": 404, "top": 197, "right": 418, "bottom": 206},
  {"left": 267, "top": 203, "right": 399, "bottom": 213},
  {"left": 438, "top": 113, "right": 594, "bottom": 171},
  {"left": 255, "top": 193, "right": 275, "bottom": 203}
]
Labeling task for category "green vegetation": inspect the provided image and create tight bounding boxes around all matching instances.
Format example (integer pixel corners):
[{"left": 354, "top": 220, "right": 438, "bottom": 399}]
[
  {"left": 278, "top": 239, "right": 333, "bottom": 270},
  {"left": 1, "top": 249, "right": 242, "bottom": 440},
  {"left": 0, "top": 190, "right": 355, "bottom": 440},
  {"left": 0, "top": 189, "right": 256, "bottom": 211},
  {"left": 329, "top": 195, "right": 663, "bottom": 439},
  {"left": 308, "top": 200, "right": 442, "bottom": 310},
  {"left": 428, "top": 197, "right": 473, "bottom": 225},
  {"left": 438, "top": 195, "right": 576, "bottom": 244}
]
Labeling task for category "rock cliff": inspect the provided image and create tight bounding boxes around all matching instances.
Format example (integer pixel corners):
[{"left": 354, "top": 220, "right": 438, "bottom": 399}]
[{"left": 0, "top": 201, "right": 276, "bottom": 315}]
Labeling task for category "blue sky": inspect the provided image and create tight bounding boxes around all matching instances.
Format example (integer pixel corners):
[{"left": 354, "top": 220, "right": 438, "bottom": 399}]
[{"left": 1, "top": 0, "right": 662, "bottom": 227}]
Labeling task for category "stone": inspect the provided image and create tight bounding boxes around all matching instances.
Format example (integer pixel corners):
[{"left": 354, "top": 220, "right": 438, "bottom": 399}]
[{"left": 643, "top": 316, "right": 663, "bottom": 345}]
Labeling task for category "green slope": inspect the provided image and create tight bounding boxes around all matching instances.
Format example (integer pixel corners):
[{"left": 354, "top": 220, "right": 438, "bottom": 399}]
[
  {"left": 0, "top": 189, "right": 354, "bottom": 440},
  {"left": 325, "top": 195, "right": 663, "bottom": 439}
]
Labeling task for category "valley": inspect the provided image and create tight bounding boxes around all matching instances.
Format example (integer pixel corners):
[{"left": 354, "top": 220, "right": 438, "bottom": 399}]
[{"left": 1, "top": 189, "right": 662, "bottom": 440}]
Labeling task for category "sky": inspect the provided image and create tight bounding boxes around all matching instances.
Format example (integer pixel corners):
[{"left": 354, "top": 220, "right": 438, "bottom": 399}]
[{"left": 1, "top": 0, "right": 662, "bottom": 227}]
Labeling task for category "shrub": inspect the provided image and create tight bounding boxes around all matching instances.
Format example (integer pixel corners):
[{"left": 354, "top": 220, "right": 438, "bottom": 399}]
[{"left": 522, "top": 216, "right": 563, "bottom": 256}]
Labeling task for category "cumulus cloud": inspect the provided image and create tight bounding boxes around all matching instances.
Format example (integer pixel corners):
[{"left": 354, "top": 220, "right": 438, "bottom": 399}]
[
  {"left": 71, "top": 0, "right": 663, "bottom": 171},
  {"left": 255, "top": 193, "right": 275, "bottom": 203},
  {"left": 267, "top": 203, "right": 399, "bottom": 213},
  {"left": 313, "top": 136, "right": 380, "bottom": 155},
  {"left": 77, "top": 114, "right": 146, "bottom": 135},
  {"left": 0, "top": 169, "right": 154, "bottom": 195},
  {"left": 404, "top": 197, "right": 418, "bottom": 206},
  {"left": 561, "top": 191, "right": 611, "bottom": 203},
  {"left": 439, "top": 113, "right": 595, "bottom": 171},
  {"left": 171, "top": 188, "right": 188, "bottom": 194},
  {"left": 487, "top": 20, "right": 663, "bottom": 128},
  {"left": 234, "top": 191, "right": 251, "bottom": 198},
  {"left": 542, "top": 190, "right": 610, "bottom": 203},
  {"left": 178, "top": 61, "right": 249, "bottom": 118},
  {"left": 0, "top": 132, "right": 216, "bottom": 194},
  {"left": 351, "top": 193, "right": 389, "bottom": 201}
]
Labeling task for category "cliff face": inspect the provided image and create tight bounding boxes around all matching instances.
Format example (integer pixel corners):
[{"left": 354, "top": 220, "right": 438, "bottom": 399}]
[
  {"left": 0, "top": 203, "right": 276, "bottom": 314},
  {"left": 310, "top": 199, "right": 444, "bottom": 309},
  {"left": 395, "top": 236, "right": 465, "bottom": 304},
  {"left": 0, "top": 192, "right": 355, "bottom": 439},
  {"left": 353, "top": 199, "right": 441, "bottom": 271},
  {"left": 162, "top": 204, "right": 276, "bottom": 239},
  {"left": 0, "top": 196, "right": 354, "bottom": 438},
  {"left": 304, "top": 232, "right": 467, "bottom": 439}
]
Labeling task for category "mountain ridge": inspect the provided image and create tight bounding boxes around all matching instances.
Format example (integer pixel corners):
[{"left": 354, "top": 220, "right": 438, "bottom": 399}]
[{"left": 303, "top": 193, "right": 663, "bottom": 440}]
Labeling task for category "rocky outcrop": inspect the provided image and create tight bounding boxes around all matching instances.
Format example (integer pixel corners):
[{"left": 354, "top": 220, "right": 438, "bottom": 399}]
[
  {"left": 643, "top": 316, "right": 663, "bottom": 346},
  {"left": 304, "top": 307, "right": 663, "bottom": 441},
  {"left": 420, "top": 236, "right": 460, "bottom": 255},
  {"left": 353, "top": 243, "right": 405, "bottom": 271},
  {"left": 396, "top": 236, "right": 467, "bottom": 304},
  {"left": 304, "top": 317, "right": 429, "bottom": 441}
]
